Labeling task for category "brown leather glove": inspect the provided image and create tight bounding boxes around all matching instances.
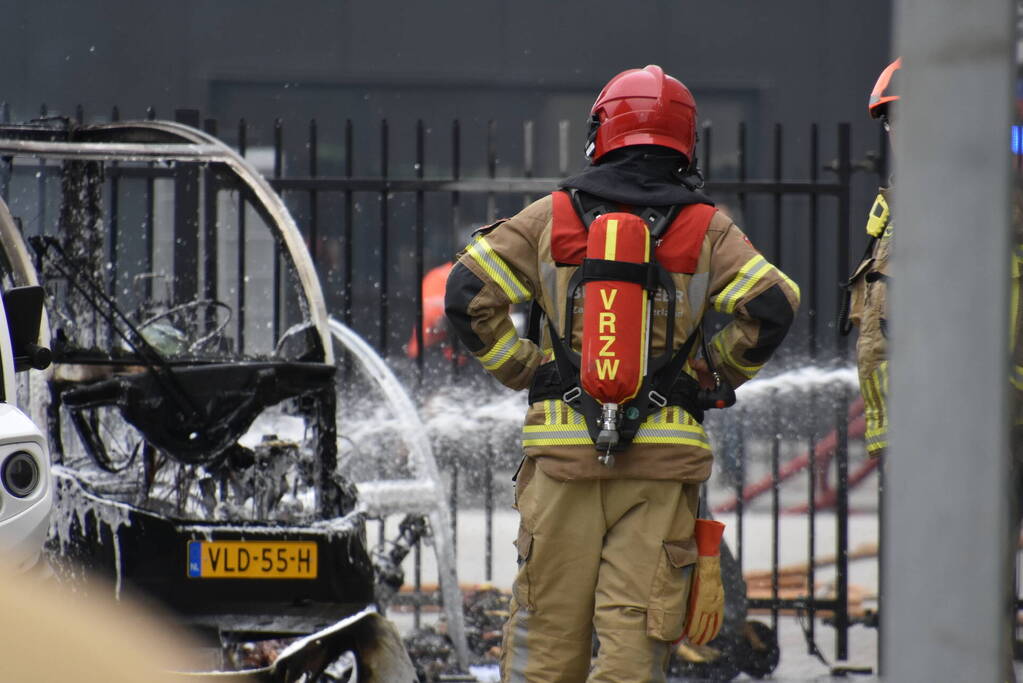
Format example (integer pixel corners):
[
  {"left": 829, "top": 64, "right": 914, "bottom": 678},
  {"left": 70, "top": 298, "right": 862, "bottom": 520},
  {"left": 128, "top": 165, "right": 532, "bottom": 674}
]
[{"left": 683, "top": 519, "right": 726, "bottom": 645}]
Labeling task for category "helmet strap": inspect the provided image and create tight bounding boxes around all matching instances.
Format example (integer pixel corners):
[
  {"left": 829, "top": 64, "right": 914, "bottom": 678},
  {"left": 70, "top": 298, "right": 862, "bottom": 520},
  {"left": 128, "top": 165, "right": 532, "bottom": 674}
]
[{"left": 585, "top": 113, "right": 601, "bottom": 160}]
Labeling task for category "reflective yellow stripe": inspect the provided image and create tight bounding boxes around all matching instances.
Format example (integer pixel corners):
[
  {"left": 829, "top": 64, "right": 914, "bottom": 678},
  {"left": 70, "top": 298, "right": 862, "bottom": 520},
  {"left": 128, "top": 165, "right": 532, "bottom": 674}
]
[
  {"left": 1012, "top": 365, "right": 1023, "bottom": 391},
  {"left": 604, "top": 219, "right": 619, "bottom": 259},
  {"left": 1011, "top": 249, "right": 1023, "bottom": 352},
  {"left": 862, "top": 361, "right": 888, "bottom": 454},
  {"left": 633, "top": 419, "right": 710, "bottom": 448},
  {"left": 712, "top": 333, "right": 762, "bottom": 379},
  {"left": 480, "top": 328, "right": 522, "bottom": 370},
  {"left": 778, "top": 270, "right": 801, "bottom": 302},
  {"left": 466, "top": 237, "right": 531, "bottom": 303},
  {"left": 713, "top": 254, "right": 771, "bottom": 314},
  {"left": 865, "top": 431, "right": 888, "bottom": 454},
  {"left": 522, "top": 403, "right": 709, "bottom": 449},
  {"left": 522, "top": 423, "right": 592, "bottom": 446}
]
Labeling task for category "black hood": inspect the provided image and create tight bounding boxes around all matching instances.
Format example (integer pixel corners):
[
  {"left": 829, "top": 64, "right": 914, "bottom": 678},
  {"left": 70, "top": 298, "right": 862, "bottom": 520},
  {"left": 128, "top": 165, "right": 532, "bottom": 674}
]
[{"left": 559, "top": 145, "right": 714, "bottom": 208}]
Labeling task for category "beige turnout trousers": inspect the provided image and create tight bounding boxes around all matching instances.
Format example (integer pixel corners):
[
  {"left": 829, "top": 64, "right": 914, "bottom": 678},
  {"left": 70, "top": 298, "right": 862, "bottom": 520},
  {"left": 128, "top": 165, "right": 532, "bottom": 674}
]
[{"left": 501, "top": 458, "right": 699, "bottom": 682}]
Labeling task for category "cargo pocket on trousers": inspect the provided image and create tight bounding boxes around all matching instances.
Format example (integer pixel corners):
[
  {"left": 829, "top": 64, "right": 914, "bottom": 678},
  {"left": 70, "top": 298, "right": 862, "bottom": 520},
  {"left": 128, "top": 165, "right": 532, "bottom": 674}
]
[
  {"left": 647, "top": 538, "right": 698, "bottom": 641},
  {"left": 512, "top": 524, "right": 535, "bottom": 609}
]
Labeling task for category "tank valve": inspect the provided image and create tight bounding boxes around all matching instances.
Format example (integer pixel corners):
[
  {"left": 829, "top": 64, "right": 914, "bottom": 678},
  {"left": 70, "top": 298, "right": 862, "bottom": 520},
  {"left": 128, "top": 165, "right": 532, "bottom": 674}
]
[{"left": 595, "top": 402, "right": 620, "bottom": 467}]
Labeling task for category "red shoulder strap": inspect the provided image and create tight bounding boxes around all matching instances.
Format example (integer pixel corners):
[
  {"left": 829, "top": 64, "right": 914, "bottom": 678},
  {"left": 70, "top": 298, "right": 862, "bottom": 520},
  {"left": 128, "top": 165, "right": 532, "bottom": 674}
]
[
  {"left": 550, "top": 191, "right": 587, "bottom": 265},
  {"left": 655, "top": 204, "right": 717, "bottom": 273}
]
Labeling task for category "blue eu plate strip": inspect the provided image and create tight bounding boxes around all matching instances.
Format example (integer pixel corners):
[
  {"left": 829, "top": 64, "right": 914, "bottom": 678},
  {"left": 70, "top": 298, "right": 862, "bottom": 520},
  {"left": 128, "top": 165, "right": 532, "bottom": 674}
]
[{"left": 187, "top": 541, "right": 202, "bottom": 577}]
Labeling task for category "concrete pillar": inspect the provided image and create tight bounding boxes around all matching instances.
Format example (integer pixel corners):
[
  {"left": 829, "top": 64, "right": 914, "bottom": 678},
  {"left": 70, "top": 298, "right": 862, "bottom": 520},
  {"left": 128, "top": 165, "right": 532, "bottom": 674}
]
[{"left": 885, "top": 0, "right": 1016, "bottom": 680}]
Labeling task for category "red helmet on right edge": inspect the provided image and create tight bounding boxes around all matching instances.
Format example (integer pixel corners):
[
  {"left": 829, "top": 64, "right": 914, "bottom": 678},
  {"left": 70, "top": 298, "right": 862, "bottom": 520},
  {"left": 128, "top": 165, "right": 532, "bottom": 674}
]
[
  {"left": 868, "top": 57, "right": 902, "bottom": 119},
  {"left": 587, "top": 65, "right": 697, "bottom": 163}
]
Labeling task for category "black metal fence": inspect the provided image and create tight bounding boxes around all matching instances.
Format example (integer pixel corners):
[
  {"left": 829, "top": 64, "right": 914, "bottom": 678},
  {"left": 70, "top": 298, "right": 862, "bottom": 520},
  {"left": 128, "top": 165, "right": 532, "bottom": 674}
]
[
  {"left": 243, "top": 109, "right": 875, "bottom": 663},
  {"left": 0, "top": 103, "right": 891, "bottom": 669}
]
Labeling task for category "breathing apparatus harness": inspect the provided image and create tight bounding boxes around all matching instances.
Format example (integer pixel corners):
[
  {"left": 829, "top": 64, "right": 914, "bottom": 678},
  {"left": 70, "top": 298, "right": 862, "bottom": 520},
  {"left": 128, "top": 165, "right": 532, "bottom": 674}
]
[{"left": 528, "top": 190, "right": 735, "bottom": 466}]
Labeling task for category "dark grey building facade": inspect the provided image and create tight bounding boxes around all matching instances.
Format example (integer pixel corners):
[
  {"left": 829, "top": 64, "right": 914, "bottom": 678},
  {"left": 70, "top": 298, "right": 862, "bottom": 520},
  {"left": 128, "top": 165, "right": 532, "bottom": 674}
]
[{"left": 1, "top": 0, "right": 894, "bottom": 358}]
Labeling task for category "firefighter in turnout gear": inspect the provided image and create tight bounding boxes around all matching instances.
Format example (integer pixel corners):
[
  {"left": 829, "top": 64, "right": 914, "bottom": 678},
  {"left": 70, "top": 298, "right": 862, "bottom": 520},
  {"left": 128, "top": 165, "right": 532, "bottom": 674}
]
[
  {"left": 445, "top": 65, "right": 800, "bottom": 682},
  {"left": 840, "top": 57, "right": 900, "bottom": 458}
]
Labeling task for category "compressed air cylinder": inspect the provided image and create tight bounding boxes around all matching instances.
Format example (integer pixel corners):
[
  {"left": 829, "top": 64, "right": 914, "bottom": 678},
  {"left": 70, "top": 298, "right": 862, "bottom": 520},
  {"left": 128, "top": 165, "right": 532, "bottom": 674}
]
[{"left": 580, "top": 212, "right": 650, "bottom": 406}]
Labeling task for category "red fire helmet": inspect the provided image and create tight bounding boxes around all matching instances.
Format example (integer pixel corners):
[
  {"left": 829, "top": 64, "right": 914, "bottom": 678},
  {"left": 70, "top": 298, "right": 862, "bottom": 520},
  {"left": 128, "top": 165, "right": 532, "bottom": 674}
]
[
  {"left": 588, "top": 65, "right": 697, "bottom": 162},
  {"left": 868, "top": 57, "right": 902, "bottom": 119}
]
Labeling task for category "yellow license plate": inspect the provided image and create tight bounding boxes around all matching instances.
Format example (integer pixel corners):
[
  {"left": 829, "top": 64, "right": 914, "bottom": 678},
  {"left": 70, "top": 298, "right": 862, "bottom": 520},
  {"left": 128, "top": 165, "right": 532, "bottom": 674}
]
[{"left": 187, "top": 540, "right": 317, "bottom": 579}]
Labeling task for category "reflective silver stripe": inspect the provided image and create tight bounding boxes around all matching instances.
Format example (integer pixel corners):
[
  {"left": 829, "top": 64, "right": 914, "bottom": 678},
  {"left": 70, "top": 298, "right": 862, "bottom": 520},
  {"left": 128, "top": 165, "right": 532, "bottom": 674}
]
[
  {"left": 687, "top": 272, "right": 709, "bottom": 313},
  {"left": 713, "top": 254, "right": 771, "bottom": 314},
  {"left": 481, "top": 329, "right": 522, "bottom": 370},
  {"left": 467, "top": 237, "right": 531, "bottom": 303},
  {"left": 522, "top": 424, "right": 592, "bottom": 446},
  {"left": 866, "top": 429, "right": 888, "bottom": 452},
  {"left": 632, "top": 423, "right": 710, "bottom": 448}
]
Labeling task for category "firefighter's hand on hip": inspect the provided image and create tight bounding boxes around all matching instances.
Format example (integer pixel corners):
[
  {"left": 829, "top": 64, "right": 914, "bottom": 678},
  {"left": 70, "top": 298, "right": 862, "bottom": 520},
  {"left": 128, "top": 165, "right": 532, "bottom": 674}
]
[{"left": 689, "top": 358, "right": 716, "bottom": 390}]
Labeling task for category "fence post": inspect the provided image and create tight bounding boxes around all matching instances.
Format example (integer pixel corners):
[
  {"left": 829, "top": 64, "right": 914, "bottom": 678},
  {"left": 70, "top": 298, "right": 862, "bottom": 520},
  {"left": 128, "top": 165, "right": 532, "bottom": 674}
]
[
  {"left": 236, "top": 118, "right": 248, "bottom": 353},
  {"left": 272, "top": 117, "right": 283, "bottom": 344},
  {"left": 173, "top": 109, "right": 201, "bottom": 306},
  {"left": 833, "top": 121, "right": 852, "bottom": 662},
  {"left": 379, "top": 119, "right": 390, "bottom": 354}
]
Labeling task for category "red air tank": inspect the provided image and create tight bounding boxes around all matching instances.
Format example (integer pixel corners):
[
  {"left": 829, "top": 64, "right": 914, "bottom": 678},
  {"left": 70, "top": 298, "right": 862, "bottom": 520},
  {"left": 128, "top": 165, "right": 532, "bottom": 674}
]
[{"left": 580, "top": 213, "right": 650, "bottom": 407}]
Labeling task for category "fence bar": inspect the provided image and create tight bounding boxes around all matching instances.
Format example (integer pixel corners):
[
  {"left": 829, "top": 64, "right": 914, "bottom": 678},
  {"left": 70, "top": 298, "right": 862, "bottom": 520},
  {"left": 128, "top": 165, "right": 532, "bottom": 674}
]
[
  {"left": 834, "top": 122, "right": 852, "bottom": 660},
  {"left": 272, "top": 118, "right": 283, "bottom": 344},
  {"left": 886, "top": 1, "right": 1014, "bottom": 679},
  {"left": 413, "top": 538, "right": 422, "bottom": 629},
  {"left": 737, "top": 123, "right": 748, "bottom": 221},
  {"left": 702, "top": 123, "right": 712, "bottom": 181},
  {"left": 450, "top": 462, "right": 459, "bottom": 558},
  {"left": 772, "top": 124, "right": 783, "bottom": 261},
  {"left": 734, "top": 415, "right": 745, "bottom": 572},
  {"left": 558, "top": 120, "right": 570, "bottom": 176},
  {"left": 450, "top": 119, "right": 462, "bottom": 377},
  {"left": 173, "top": 109, "right": 201, "bottom": 305},
  {"left": 202, "top": 118, "right": 219, "bottom": 329},
  {"left": 484, "top": 458, "right": 494, "bottom": 583},
  {"left": 415, "top": 120, "right": 425, "bottom": 381},
  {"left": 0, "top": 153, "right": 9, "bottom": 204},
  {"left": 107, "top": 128, "right": 120, "bottom": 349},
  {"left": 308, "top": 119, "right": 319, "bottom": 265},
  {"left": 523, "top": 120, "right": 534, "bottom": 207},
  {"left": 269, "top": 175, "right": 843, "bottom": 196},
  {"left": 379, "top": 119, "right": 390, "bottom": 353},
  {"left": 771, "top": 400, "right": 781, "bottom": 636},
  {"left": 107, "top": 116, "right": 120, "bottom": 299},
  {"left": 236, "top": 118, "right": 247, "bottom": 353},
  {"left": 770, "top": 125, "right": 784, "bottom": 635},
  {"left": 0, "top": 104, "right": 11, "bottom": 202},
  {"left": 486, "top": 120, "right": 496, "bottom": 222},
  {"left": 0, "top": 101, "right": 9, "bottom": 202},
  {"left": 344, "top": 119, "right": 354, "bottom": 327},
  {"left": 807, "top": 122, "right": 820, "bottom": 650},
  {"left": 36, "top": 134, "right": 45, "bottom": 241}
]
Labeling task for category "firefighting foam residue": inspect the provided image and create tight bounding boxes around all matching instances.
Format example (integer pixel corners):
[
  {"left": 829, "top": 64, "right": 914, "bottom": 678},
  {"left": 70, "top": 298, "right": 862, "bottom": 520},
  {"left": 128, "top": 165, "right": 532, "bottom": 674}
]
[
  {"left": 50, "top": 466, "right": 134, "bottom": 597},
  {"left": 734, "top": 366, "right": 859, "bottom": 404},
  {"left": 328, "top": 317, "right": 469, "bottom": 670},
  {"left": 410, "top": 366, "right": 857, "bottom": 456}
]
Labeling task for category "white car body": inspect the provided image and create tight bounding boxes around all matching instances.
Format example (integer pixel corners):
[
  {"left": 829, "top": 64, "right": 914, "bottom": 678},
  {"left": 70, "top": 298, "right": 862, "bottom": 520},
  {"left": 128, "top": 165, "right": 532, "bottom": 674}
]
[{"left": 0, "top": 292, "right": 51, "bottom": 572}]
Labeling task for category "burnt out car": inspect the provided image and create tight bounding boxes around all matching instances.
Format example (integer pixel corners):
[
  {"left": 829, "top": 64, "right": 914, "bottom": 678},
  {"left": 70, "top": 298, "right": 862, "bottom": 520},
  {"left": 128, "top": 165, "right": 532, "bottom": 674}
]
[{"left": 0, "top": 117, "right": 463, "bottom": 680}]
